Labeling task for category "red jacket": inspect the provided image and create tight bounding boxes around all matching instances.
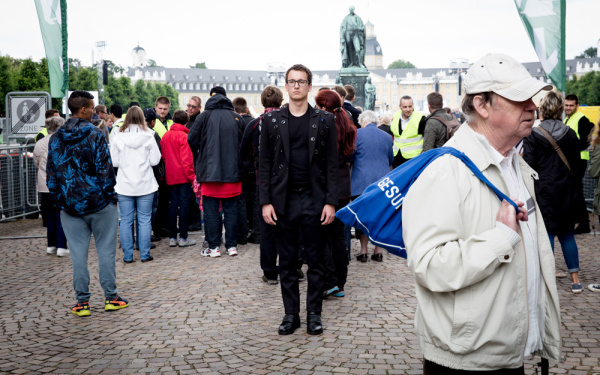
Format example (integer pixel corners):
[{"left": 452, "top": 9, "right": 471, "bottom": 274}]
[{"left": 161, "top": 123, "right": 196, "bottom": 185}]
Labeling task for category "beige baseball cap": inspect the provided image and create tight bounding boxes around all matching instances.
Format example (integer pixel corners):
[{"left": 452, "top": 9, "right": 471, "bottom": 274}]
[{"left": 464, "top": 53, "right": 552, "bottom": 101}]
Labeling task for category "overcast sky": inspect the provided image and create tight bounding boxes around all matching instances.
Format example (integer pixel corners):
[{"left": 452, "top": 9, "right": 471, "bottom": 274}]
[{"left": 1, "top": 0, "right": 598, "bottom": 72}]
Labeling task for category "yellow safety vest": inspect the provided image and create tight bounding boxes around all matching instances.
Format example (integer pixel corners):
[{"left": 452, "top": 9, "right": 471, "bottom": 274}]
[
  {"left": 35, "top": 127, "right": 49, "bottom": 143},
  {"left": 564, "top": 112, "right": 590, "bottom": 160},
  {"left": 153, "top": 118, "right": 173, "bottom": 138},
  {"left": 390, "top": 111, "right": 424, "bottom": 159}
]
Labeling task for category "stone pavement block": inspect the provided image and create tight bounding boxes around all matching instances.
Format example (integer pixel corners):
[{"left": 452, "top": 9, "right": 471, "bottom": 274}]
[{"left": 1, "top": 217, "right": 600, "bottom": 373}]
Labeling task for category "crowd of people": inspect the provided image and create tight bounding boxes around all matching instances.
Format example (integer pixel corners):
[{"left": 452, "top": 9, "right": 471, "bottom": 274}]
[{"left": 32, "top": 54, "right": 600, "bottom": 373}]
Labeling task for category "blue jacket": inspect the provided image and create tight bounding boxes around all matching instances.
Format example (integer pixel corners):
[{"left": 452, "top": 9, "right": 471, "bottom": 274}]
[
  {"left": 350, "top": 123, "right": 393, "bottom": 196},
  {"left": 46, "top": 117, "right": 117, "bottom": 216}
]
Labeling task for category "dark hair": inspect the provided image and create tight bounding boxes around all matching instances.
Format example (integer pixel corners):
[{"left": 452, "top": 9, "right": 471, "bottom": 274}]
[
  {"left": 461, "top": 92, "right": 494, "bottom": 123},
  {"left": 427, "top": 92, "right": 444, "bottom": 110},
  {"left": 129, "top": 101, "right": 140, "bottom": 108},
  {"left": 232, "top": 97, "right": 248, "bottom": 114},
  {"left": 261, "top": 85, "right": 283, "bottom": 108},
  {"left": 110, "top": 104, "right": 123, "bottom": 118},
  {"left": 315, "top": 90, "right": 356, "bottom": 156},
  {"left": 209, "top": 86, "right": 227, "bottom": 96},
  {"left": 45, "top": 109, "right": 59, "bottom": 119},
  {"left": 155, "top": 96, "right": 170, "bottom": 106},
  {"left": 565, "top": 94, "right": 579, "bottom": 105},
  {"left": 285, "top": 64, "right": 312, "bottom": 84},
  {"left": 400, "top": 95, "right": 413, "bottom": 104},
  {"left": 121, "top": 106, "right": 147, "bottom": 132},
  {"left": 68, "top": 90, "right": 94, "bottom": 115},
  {"left": 318, "top": 86, "right": 330, "bottom": 91},
  {"left": 444, "top": 107, "right": 452, "bottom": 114},
  {"left": 172, "top": 109, "right": 189, "bottom": 125},
  {"left": 343, "top": 85, "right": 356, "bottom": 100},
  {"left": 332, "top": 86, "right": 347, "bottom": 99}
]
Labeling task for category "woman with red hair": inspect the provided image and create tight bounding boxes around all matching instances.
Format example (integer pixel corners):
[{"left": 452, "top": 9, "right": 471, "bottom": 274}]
[{"left": 315, "top": 89, "right": 356, "bottom": 298}]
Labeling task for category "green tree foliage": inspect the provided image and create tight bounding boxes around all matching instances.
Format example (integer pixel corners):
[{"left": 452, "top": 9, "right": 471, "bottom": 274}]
[
  {"left": 16, "top": 58, "right": 46, "bottom": 91},
  {"left": 575, "top": 47, "right": 598, "bottom": 59},
  {"left": 147, "top": 59, "right": 162, "bottom": 68},
  {"left": 566, "top": 71, "right": 600, "bottom": 106},
  {"left": 0, "top": 55, "right": 15, "bottom": 115},
  {"left": 387, "top": 59, "right": 416, "bottom": 69},
  {"left": 191, "top": 62, "right": 207, "bottom": 69}
]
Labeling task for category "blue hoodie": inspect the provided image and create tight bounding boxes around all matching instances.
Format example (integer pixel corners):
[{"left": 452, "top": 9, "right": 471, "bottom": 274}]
[{"left": 46, "top": 117, "right": 117, "bottom": 216}]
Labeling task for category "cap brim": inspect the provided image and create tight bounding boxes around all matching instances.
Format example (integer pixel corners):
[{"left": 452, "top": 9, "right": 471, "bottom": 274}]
[{"left": 493, "top": 77, "right": 552, "bottom": 102}]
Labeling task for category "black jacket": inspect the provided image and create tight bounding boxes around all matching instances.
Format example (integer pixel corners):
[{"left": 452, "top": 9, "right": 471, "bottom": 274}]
[
  {"left": 188, "top": 94, "right": 244, "bottom": 183},
  {"left": 240, "top": 114, "right": 256, "bottom": 175},
  {"left": 343, "top": 101, "right": 361, "bottom": 128},
  {"left": 259, "top": 105, "right": 338, "bottom": 215},
  {"left": 523, "top": 119, "right": 581, "bottom": 232}
]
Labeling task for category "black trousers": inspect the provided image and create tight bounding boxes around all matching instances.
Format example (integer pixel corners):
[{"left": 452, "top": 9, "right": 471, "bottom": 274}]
[
  {"left": 259, "top": 214, "right": 279, "bottom": 280},
  {"left": 324, "top": 198, "right": 350, "bottom": 291},
  {"left": 275, "top": 188, "right": 326, "bottom": 315},
  {"left": 423, "top": 360, "right": 524, "bottom": 375}
]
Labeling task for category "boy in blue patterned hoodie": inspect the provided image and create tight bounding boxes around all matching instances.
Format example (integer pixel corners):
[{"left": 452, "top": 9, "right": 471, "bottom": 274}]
[{"left": 47, "top": 90, "right": 129, "bottom": 316}]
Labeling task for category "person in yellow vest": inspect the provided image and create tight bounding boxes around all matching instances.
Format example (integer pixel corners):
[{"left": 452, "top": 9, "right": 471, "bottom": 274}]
[
  {"left": 34, "top": 109, "right": 60, "bottom": 143},
  {"left": 153, "top": 96, "right": 174, "bottom": 138},
  {"left": 564, "top": 94, "right": 594, "bottom": 234},
  {"left": 390, "top": 95, "right": 427, "bottom": 168}
]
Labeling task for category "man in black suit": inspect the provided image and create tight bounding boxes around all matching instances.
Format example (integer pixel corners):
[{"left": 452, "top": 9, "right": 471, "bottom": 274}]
[
  {"left": 259, "top": 64, "right": 338, "bottom": 336},
  {"left": 343, "top": 84, "right": 362, "bottom": 128}
]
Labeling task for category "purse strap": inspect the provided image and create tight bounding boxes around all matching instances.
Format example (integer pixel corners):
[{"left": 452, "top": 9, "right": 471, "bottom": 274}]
[{"left": 536, "top": 126, "right": 572, "bottom": 174}]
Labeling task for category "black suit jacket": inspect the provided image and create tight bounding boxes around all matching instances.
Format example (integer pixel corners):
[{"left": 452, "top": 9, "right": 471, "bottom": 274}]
[
  {"left": 259, "top": 105, "right": 338, "bottom": 216},
  {"left": 343, "top": 101, "right": 361, "bottom": 128}
]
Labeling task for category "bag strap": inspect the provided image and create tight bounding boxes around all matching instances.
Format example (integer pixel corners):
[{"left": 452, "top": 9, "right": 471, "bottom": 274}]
[{"left": 536, "top": 126, "right": 572, "bottom": 174}]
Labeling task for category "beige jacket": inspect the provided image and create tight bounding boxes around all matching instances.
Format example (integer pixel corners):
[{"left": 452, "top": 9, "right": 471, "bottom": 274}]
[
  {"left": 402, "top": 124, "right": 561, "bottom": 370},
  {"left": 33, "top": 135, "right": 52, "bottom": 193}
]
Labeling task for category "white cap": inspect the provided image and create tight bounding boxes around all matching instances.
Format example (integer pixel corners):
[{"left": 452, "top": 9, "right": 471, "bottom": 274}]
[{"left": 464, "top": 53, "right": 552, "bottom": 101}]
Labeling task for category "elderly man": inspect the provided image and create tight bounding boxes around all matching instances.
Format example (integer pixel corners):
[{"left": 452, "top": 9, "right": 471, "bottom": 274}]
[{"left": 402, "top": 53, "right": 561, "bottom": 373}]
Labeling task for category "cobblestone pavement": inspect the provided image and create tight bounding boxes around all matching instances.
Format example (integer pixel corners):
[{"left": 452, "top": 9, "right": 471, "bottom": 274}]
[{"left": 0, "top": 216, "right": 599, "bottom": 375}]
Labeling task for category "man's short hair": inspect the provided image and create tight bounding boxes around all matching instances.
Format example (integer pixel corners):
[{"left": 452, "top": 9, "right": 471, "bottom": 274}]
[
  {"left": 461, "top": 92, "right": 495, "bottom": 124},
  {"left": 94, "top": 105, "right": 106, "bottom": 114},
  {"left": 45, "top": 116, "right": 65, "bottom": 133},
  {"left": 444, "top": 107, "right": 452, "bottom": 114},
  {"left": 343, "top": 85, "right": 356, "bottom": 100},
  {"left": 68, "top": 90, "right": 94, "bottom": 115},
  {"left": 332, "top": 86, "right": 347, "bottom": 99},
  {"left": 261, "top": 85, "right": 284, "bottom": 108},
  {"left": 155, "top": 96, "right": 170, "bottom": 107},
  {"left": 358, "top": 110, "right": 379, "bottom": 126},
  {"left": 172, "top": 109, "right": 189, "bottom": 125},
  {"left": 565, "top": 94, "right": 579, "bottom": 105},
  {"left": 190, "top": 96, "right": 202, "bottom": 106},
  {"left": 110, "top": 104, "right": 123, "bottom": 118},
  {"left": 210, "top": 86, "right": 227, "bottom": 96},
  {"left": 427, "top": 92, "right": 444, "bottom": 110},
  {"left": 232, "top": 97, "right": 248, "bottom": 114},
  {"left": 285, "top": 64, "right": 312, "bottom": 84},
  {"left": 400, "top": 95, "right": 413, "bottom": 104},
  {"left": 45, "top": 109, "right": 59, "bottom": 119},
  {"left": 129, "top": 101, "right": 140, "bottom": 108},
  {"left": 539, "top": 91, "right": 564, "bottom": 121},
  {"left": 318, "top": 86, "right": 330, "bottom": 91}
]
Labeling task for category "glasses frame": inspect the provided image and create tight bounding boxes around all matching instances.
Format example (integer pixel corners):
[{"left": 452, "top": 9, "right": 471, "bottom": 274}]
[{"left": 286, "top": 79, "right": 309, "bottom": 87}]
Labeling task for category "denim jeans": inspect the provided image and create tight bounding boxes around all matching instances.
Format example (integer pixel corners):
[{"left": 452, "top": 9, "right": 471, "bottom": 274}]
[
  {"left": 168, "top": 183, "right": 193, "bottom": 240},
  {"left": 60, "top": 203, "right": 119, "bottom": 303},
  {"left": 203, "top": 195, "right": 237, "bottom": 248},
  {"left": 41, "top": 193, "right": 67, "bottom": 248},
  {"left": 119, "top": 193, "right": 154, "bottom": 261},
  {"left": 547, "top": 230, "right": 580, "bottom": 273}
]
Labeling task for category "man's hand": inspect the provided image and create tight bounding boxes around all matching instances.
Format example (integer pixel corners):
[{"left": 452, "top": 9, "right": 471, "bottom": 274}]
[
  {"left": 496, "top": 198, "right": 528, "bottom": 233},
  {"left": 321, "top": 204, "right": 336, "bottom": 225},
  {"left": 262, "top": 204, "right": 277, "bottom": 225}
]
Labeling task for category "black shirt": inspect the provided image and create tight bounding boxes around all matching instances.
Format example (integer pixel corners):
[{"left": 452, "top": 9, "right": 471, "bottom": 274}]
[{"left": 288, "top": 110, "right": 310, "bottom": 188}]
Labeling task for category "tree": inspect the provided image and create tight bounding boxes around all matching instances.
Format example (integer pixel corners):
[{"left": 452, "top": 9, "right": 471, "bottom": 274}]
[
  {"left": 147, "top": 59, "right": 162, "bottom": 68},
  {"left": 190, "top": 62, "right": 207, "bottom": 69},
  {"left": 387, "top": 59, "right": 416, "bottom": 69},
  {"left": 0, "top": 55, "right": 15, "bottom": 116},
  {"left": 566, "top": 71, "right": 600, "bottom": 106},
  {"left": 16, "top": 58, "right": 45, "bottom": 91},
  {"left": 132, "top": 80, "right": 152, "bottom": 109},
  {"left": 69, "top": 66, "right": 98, "bottom": 91},
  {"left": 575, "top": 47, "right": 597, "bottom": 59}
]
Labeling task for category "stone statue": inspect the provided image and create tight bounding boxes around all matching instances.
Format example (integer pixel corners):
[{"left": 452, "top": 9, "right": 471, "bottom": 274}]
[
  {"left": 340, "top": 6, "right": 366, "bottom": 69},
  {"left": 364, "top": 77, "right": 376, "bottom": 111}
]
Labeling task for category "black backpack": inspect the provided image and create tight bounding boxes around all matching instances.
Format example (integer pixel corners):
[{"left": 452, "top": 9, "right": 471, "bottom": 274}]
[{"left": 430, "top": 115, "right": 462, "bottom": 141}]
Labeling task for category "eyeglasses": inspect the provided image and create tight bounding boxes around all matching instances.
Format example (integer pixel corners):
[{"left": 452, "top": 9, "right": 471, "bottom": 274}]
[
  {"left": 187, "top": 104, "right": 199, "bottom": 109},
  {"left": 286, "top": 80, "right": 309, "bottom": 87}
]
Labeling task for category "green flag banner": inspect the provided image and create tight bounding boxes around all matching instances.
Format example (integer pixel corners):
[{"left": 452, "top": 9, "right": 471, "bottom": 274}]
[
  {"left": 514, "top": 0, "right": 565, "bottom": 92},
  {"left": 35, "top": 0, "right": 68, "bottom": 98}
]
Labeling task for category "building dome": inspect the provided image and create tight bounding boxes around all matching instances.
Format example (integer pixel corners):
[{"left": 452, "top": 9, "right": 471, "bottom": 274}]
[
  {"left": 364, "top": 21, "right": 383, "bottom": 70},
  {"left": 131, "top": 45, "right": 147, "bottom": 68}
]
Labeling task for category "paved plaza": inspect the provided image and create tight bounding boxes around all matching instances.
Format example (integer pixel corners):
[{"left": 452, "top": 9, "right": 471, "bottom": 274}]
[{"left": 0, "top": 216, "right": 599, "bottom": 374}]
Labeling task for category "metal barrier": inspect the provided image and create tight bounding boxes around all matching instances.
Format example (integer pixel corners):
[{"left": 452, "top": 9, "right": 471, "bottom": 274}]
[
  {"left": 584, "top": 168, "right": 598, "bottom": 212},
  {"left": 0, "top": 144, "right": 40, "bottom": 221}
]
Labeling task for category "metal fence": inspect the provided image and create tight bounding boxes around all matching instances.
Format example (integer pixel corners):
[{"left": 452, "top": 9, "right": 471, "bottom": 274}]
[
  {"left": 0, "top": 144, "right": 40, "bottom": 221},
  {"left": 583, "top": 167, "right": 598, "bottom": 212}
]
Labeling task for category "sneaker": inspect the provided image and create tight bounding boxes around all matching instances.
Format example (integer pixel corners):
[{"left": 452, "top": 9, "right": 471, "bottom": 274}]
[
  {"left": 105, "top": 296, "right": 129, "bottom": 311},
  {"left": 203, "top": 240, "right": 209, "bottom": 249},
  {"left": 323, "top": 286, "right": 339, "bottom": 298},
  {"left": 178, "top": 238, "right": 196, "bottom": 247},
  {"left": 588, "top": 284, "right": 600, "bottom": 292},
  {"left": 57, "top": 248, "right": 69, "bottom": 257},
  {"left": 151, "top": 235, "right": 161, "bottom": 242},
  {"left": 71, "top": 302, "right": 91, "bottom": 317},
  {"left": 169, "top": 238, "right": 178, "bottom": 247},
  {"left": 227, "top": 247, "right": 238, "bottom": 256},
  {"left": 333, "top": 290, "right": 345, "bottom": 297},
  {"left": 201, "top": 247, "right": 221, "bottom": 258},
  {"left": 572, "top": 283, "right": 584, "bottom": 294},
  {"left": 262, "top": 275, "right": 278, "bottom": 285},
  {"left": 46, "top": 246, "right": 57, "bottom": 255}
]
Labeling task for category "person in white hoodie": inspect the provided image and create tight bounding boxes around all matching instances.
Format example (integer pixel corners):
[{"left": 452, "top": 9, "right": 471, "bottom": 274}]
[{"left": 110, "top": 106, "right": 161, "bottom": 263}]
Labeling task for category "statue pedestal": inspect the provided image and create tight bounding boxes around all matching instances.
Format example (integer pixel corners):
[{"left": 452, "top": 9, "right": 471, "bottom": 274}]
[{"left": 339, "top": 68, "right": 369, "bottom": 109}]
